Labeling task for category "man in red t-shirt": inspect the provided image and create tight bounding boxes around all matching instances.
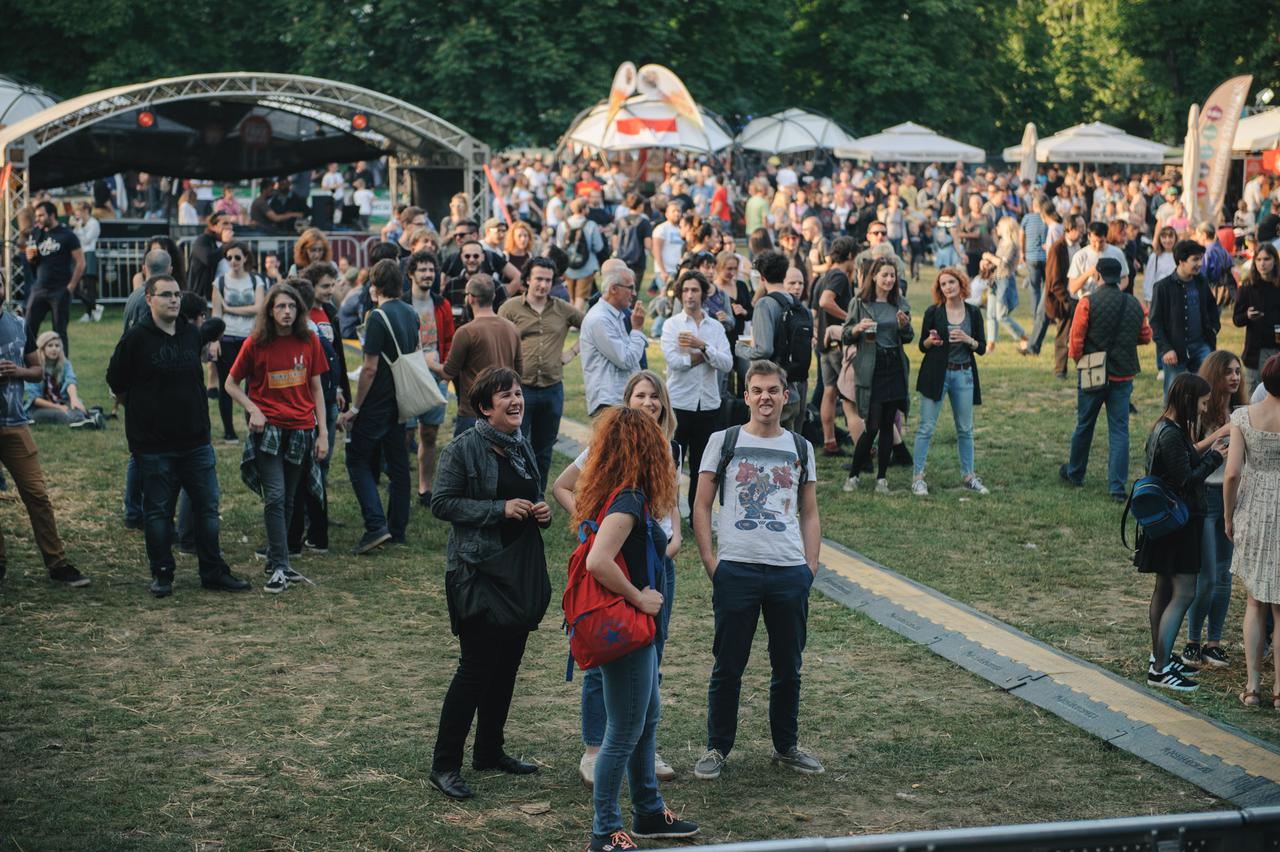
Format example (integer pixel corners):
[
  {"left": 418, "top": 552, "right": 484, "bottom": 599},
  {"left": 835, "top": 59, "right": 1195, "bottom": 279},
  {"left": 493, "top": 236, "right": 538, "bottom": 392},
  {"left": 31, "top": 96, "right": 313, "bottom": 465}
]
[{"left": 226, "top": 283, "right": 328, "bottom": 593}]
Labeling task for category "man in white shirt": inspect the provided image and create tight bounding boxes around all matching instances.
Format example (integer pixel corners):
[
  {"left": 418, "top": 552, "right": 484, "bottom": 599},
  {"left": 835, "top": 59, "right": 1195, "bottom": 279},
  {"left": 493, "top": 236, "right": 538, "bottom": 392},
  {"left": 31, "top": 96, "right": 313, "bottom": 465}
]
[
  {"left": 661, "top": 270, "right": 733, "bottom": 509},
  {"left": 1068, "top": 221, "right": 1129, "bottom": 297},
  {"left": 320, "top": 163, "right": 345, "bottom": 201},
  {"left": 776, "top": 163, "right": 799, "bottom": 189},
  {"left": 579, "top": 260, "right": 647, "bottom": 416},
  {"left": 651, "top": 202, "right": 684, "bottom": 291},
  {"left": 690, "top": 360, "right": 822, "bottom": 782}
]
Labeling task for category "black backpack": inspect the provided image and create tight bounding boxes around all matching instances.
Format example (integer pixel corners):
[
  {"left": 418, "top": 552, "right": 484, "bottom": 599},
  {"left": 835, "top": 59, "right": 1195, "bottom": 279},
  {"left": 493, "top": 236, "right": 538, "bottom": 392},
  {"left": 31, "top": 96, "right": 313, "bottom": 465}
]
[
  {"left": 765, "top": 291, "right": 813, "bottom": 383},
  {"left": 712, "top": 425, "right": 810, "bottom": 504},
  {"left": 616, "top": 215, "right": 646, "bottom": 266},
  {"left": 566, "top": 224, "right": 590, "bottom": 268}
]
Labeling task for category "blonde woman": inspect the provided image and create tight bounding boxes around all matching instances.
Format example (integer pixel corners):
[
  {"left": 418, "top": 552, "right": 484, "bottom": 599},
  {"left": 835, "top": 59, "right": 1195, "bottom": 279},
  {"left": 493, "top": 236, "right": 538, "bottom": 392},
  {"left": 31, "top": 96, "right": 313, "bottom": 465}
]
[{"left": 989, "top": 216, "right": 1027, "bottom": 350}]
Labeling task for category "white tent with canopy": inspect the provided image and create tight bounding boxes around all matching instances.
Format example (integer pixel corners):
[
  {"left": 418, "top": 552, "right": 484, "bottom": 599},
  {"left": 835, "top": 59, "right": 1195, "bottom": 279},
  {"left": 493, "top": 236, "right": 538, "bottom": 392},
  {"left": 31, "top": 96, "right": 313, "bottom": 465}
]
[
  {"left": 1002, "top": 121, "right": 1167, "bottom": 164},
  {"left": 735, "top": 108, "right": 857, "bottom": 154},
  {"left": 834, "top": 122, "right": 984, "bottom": 163},
  {"left": 560, "top": 95, "right": 731, "bottom": 155},
  {"left": 1233, "top": 108, "right": 1280, "bottom": 153}
]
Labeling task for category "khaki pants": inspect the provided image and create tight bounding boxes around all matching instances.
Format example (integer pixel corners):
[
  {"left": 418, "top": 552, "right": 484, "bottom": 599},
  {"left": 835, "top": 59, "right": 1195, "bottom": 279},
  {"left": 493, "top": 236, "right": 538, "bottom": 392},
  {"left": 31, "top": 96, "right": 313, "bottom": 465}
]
[
  {"left": 1054, "top": 315, "right": 1073, "bottom": 379},
  {"left": 0, "top": 426, "right": 68, "bottom": 571}
]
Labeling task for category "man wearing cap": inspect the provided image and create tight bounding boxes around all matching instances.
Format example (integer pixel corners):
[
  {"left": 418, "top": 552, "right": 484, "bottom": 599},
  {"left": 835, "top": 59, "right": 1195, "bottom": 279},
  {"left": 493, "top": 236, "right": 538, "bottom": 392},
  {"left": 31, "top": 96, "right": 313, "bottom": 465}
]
[{"left": 1062, "top": 257, "right": 1152, "bottom": 500}]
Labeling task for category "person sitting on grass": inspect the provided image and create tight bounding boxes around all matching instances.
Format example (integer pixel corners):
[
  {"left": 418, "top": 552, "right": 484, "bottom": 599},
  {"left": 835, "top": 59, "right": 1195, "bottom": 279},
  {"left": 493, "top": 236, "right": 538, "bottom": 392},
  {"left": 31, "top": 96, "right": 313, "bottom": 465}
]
[{"left": 24, "top": 331, "right": 103, "bottom": 428}]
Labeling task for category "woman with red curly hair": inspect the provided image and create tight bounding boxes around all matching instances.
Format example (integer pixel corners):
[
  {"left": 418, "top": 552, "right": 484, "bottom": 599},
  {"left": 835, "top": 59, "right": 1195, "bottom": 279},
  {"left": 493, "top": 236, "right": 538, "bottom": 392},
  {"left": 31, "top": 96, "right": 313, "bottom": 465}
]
[
  {"left": 575, "top": 406, "right": 698, "bottom": 850},
  {"left": 289, "top": 228, "right": 332, "bottom": 276}
]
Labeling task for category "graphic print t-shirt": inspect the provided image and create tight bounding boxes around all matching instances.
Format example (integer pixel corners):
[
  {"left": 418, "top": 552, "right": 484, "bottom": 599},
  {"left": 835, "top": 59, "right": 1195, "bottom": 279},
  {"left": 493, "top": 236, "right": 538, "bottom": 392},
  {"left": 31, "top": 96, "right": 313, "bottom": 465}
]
[
  {"left": 230, "top": 333, "right": 327, "bottom": 429},
  {"left": 699, "top": 428, "right": 816, "bottom": 567}
]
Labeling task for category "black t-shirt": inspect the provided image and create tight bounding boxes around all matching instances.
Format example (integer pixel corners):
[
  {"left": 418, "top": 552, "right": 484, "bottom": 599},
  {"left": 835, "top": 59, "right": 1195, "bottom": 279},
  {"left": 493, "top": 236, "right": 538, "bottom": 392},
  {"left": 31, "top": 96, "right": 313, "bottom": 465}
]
[
  {"left": 30, "top": 225, "right": 80, "bottom": 292},
  {"left": 496, "top": 453, "right": 539, "bottom": 545},
  {"left": 672, "top": 193, "right": 694, "bottom": 213},
  {"left": 814, "top": 268, "right": 851, "bottom": 341},
  {"left": 249, "top": 195, "right": 273, "bottom": 229},
  {"left": 605, "top": 488, "right": 667, "bottom": 592},
  {"left": 359, "top": 299, "right": 421, "bottom": 424}
]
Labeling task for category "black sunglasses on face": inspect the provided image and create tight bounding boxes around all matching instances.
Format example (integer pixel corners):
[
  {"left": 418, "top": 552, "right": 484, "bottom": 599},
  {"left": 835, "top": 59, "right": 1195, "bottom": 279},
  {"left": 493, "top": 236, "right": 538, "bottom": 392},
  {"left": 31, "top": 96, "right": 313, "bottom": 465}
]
[{"left": 226, "top": 254, "right": 245, "bottom": 261}]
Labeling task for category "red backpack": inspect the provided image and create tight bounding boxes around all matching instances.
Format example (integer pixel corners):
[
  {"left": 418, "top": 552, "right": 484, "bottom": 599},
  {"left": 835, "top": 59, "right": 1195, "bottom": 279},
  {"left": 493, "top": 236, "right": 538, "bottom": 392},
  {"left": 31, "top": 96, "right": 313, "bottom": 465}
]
[{"left": 562, "top": 486, "right": 658, "bottom": 678}]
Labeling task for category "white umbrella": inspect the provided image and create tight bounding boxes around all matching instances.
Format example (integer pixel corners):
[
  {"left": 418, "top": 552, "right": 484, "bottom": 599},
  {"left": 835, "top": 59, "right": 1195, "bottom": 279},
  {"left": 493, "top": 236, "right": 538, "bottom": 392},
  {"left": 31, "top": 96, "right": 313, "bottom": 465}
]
[
  {"left": 1003, "top": 121, "right": 1167, "bottom": 164},
  {"left": 735, "top": 108, "right": 857, "bottom": 154},
  {"left": 1232, "top": 107, "right": 1280, "bottom": 153},
  {"left": 1018, "top": 122, "right": 1038, "bottom": 183},
  {"left": 1181, "top": 104, "right": 1200, "bottom": 224},
  {"left": 834, "top": 122, "right": 984, "bottom": 163},
  {"left": 560, "top": 94, "right": 731, "bottom": 154}
]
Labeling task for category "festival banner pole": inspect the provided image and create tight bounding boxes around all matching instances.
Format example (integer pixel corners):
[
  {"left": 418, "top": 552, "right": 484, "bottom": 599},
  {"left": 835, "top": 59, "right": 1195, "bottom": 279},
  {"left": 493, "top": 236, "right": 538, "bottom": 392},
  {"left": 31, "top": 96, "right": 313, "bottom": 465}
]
[{"left": 1195, "top": 75, "right": 1253, "bottom": 224}]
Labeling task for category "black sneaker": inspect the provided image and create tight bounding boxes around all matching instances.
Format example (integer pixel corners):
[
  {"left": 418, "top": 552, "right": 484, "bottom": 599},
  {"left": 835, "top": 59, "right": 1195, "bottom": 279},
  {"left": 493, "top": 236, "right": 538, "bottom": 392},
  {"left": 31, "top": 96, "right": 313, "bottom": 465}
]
[
  {"left": 352, "top": 530, "right": 392, "bottom": 555},
  {"left": 633, "top": 807, "right": 699, "bottom": 839},
  {"left": 123, "top": 518, "right": 144, "bottom": 531},
  {"left": 588, "top": 831, "right": 639, "bottom": 851},
  {"left": 1152, "top": 653, "right": 1199, "bottom": 677},
  {"left": 1147, "top": 665, "right": 1198, "bottom": 692},
  {"left": 255, "top": 545, "right": 302, "bottom": 560},
  {"left": 264, "top": 569, "right": 288, "bottom": 594},
  {"left": 0, "top": 562, "right": 6, "bottom": 582},
  {"left": 1181, "top": 643, "right": 1203, "bottom": 667},
  {"left": 303, "top": 539, "right": 328, "bottom": 554},
  {"left": 417, "top": 490, "right": 432, "bottom": 507},
  {"left": 150, "top": 576, "right": 173, "bottom": 598},
  {"left": 1201, "top": 646, "right": 1230, "bottom": 668},
  {"left": 282, "top": 566, "right": 313, "bottom": 586},
  {"left": 49, "top": 565, "right": 91, "bottom": 587}
]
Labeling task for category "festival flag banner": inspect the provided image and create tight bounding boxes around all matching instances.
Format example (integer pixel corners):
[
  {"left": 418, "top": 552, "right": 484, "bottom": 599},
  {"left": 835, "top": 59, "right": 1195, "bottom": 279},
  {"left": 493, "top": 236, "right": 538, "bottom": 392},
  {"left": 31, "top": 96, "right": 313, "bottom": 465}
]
[
  {"left": 1196, "top": 75, "right": 1252, "bottom": 223},
  {"left": 615, "top": 117, "right": 679, "bottom": 145}
]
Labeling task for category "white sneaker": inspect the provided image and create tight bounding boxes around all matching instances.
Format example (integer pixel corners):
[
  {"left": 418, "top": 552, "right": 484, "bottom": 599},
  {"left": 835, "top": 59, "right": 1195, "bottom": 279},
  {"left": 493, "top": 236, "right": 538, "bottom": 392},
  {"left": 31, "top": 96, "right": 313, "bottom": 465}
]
[
  {"left": 911, "top": 479, "right": 928, "bottom": 496},
  {"left": 579, "top": 750, "right": 597, "bottom": 788},
  {"left": 92, "top": 305, "right": 104, "bottom": 322},
  {"left": 77, "top": 313, "right": 92, "bottom": 323},
  {"left": 875, "top": 478, "right": 890, "bottom": 495},
  {"left": 841, "top": 476, "right": 858, "bottom": 493},
  {"left": 964, "top": 476, "right": 990, "bottom": 495},
  {"left": 655, "top": 753, "right": 675, "bottom": 781}
]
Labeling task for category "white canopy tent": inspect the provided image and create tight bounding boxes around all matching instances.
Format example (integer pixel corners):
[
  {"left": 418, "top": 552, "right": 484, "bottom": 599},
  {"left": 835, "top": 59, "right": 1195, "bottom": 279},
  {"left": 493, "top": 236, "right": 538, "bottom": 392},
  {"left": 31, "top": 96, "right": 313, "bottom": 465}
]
[
  {"left": 1002, "top": 121, "right": 1167, "bottom": 164},
  {"left": 560, "top": 95, "right": 731, "bottom": 155},
  {"left": 0, "top": 75, "right": 58, "bottom": 128},
  {"left": 735, "top": 108, "right": 857, "bottom": 154},
  {"left": 1233, "top": 108, "right": 1280, "bottom": 153},
  {"left": 834, "top": 122, "right": 984, "bottom": 163}
]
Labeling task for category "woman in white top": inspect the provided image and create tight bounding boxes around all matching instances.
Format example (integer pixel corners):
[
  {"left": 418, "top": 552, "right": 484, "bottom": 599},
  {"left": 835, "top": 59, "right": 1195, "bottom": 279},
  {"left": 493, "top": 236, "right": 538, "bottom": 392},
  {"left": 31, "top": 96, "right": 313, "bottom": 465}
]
[
  {"left": 1142, "top": 226, "right": 1178, "bottom": 306},
  {"left": 178, "top": 189, "right": 200, "bottom": 226},
  {"left": 210, "top": 242, "right": 266, "bottom": 442},
  {"left": 552, "top": 370, "right": 682, "bottom": 788},
  {"left": 72, "top": 201, "right": 103, "bottom": 322}
]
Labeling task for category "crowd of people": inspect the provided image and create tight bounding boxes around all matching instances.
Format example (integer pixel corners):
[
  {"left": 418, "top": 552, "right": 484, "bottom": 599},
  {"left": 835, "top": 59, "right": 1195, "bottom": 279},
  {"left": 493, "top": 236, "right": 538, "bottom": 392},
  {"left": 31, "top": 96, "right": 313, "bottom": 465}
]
[{"left": 4, "top": 150, "right": 1280, "bottom": 850}]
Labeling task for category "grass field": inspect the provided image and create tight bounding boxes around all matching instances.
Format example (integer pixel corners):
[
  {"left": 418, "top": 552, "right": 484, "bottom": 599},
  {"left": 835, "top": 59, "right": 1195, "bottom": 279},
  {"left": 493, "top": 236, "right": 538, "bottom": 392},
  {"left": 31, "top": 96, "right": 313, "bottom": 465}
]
[{"left": 0, "top": 277, "right": 1257, "bottom": 850}]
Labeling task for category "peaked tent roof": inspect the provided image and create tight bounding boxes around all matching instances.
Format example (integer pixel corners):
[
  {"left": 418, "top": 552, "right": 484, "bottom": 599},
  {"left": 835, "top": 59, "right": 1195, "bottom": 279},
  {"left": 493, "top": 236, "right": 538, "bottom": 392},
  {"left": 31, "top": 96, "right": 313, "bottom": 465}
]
[
  {"left": 834, "top": 122, "right": 984, "bottom": 163},
  {"left": 1001, "top": 121, "right": 1167, "bottom": 164},
  {"left": 735, "top": 108, "right": 857, "bottom": 154}
]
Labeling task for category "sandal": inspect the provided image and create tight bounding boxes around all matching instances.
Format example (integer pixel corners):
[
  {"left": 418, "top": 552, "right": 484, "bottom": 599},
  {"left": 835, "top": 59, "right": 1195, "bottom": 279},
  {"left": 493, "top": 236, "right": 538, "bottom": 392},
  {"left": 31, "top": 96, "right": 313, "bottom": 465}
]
[{"left": 1240, "top": 691, "right": 1261, "bottom": 707}]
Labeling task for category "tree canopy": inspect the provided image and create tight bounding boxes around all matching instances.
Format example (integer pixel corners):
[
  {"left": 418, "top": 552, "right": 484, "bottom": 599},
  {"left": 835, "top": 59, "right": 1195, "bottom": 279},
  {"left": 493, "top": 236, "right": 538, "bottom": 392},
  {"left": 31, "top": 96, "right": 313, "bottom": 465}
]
[{"left": 8, "top": 0, "right": 1279, "bottom": 153}]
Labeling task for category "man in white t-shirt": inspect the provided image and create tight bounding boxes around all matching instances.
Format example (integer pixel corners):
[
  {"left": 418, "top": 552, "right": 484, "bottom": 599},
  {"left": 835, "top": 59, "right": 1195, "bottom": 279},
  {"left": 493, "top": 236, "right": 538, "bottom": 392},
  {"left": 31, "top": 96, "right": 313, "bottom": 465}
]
[
  {"left": 775, "top": 163, "right": 799, "bottom": 189},
  {"left": 691, "top": 359, "right": 822, "bottom": 782},
  {"left": 651, "top": 202, "right": 684, "bottom": 289},
  {"left": 1068, "top": 221, "right": 1129, "bottom": 297}
]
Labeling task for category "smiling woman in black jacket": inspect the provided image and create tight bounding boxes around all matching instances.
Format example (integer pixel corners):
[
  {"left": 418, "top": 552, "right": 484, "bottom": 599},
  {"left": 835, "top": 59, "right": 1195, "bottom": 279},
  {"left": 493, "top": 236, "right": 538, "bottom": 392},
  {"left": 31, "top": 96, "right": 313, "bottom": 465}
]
[
  {"left": 911, "top": 267, "right": 988, "bottom": 497},
  {"left": 1138, "top": 373, "right": 1227, "bottom": 693}
]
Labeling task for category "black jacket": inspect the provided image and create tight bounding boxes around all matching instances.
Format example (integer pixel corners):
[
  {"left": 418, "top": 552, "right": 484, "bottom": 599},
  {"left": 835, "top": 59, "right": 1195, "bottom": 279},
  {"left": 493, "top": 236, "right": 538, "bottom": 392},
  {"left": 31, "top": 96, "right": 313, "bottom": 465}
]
[
  {"left": 1145, "top": 418, "right": 1222, "bottom": 518},
  {"left": 186, "top": 232, "right": 220, "bottom": 301},
  {"left": 1232, "top": 280, "right": 1280, "bottom": 369},
  {"left": 916, "top": 303, "right": 985, "bottom": 404},
  {"left": 1149, "top": 272, "right": 1219, "bottom": 366},
  {"left": 106, "top": 314, "right": 224, "bottom": 454}
]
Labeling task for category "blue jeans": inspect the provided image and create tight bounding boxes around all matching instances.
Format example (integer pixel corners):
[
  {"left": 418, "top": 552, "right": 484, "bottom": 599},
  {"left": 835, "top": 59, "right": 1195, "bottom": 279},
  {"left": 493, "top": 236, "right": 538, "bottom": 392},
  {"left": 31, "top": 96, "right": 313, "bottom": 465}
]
[
  {"left": 519, "top": 382, "right": 564, "bottom": 491},
  {"left": 1188, "top": 485, "right": 1233, "bottom": 643},
  {"left": 707, "top": 560, "right": 812, "bottom": 756},
  {"left": 136, "top": 444, "right": 229, "bottom": 582},
  {"left": 252, "top": 447, "right": 304, "bottom": 572},
  {"left": 124, "top": 454, "right": 143, "bottom": 524},
  {"left": 912, "top": 367, "right": 976, "bottom": 479},
  {"left": 452, "top": 415, "right": 477, "bottom": 438},
  {"left": 1025, "top": 259, "right": 1044, "bottom": 317},
  {"left": 1066, "top": 379, "right": 1133, "bottom": 496},
  {"left": 346, "top": 410, "right": 410, "bottom": 538},
  {"left": 1162, "top": 341, "right": 1213, "bottom": 402},
  {"left": 593, "top": 643, "right": 664, "bottom": 837},
  {"left": 582, "top": 555, "right": 675, "bottom": 747},
  {"left": 987, "top": 275, "right": 1025, "bottom": 342}
]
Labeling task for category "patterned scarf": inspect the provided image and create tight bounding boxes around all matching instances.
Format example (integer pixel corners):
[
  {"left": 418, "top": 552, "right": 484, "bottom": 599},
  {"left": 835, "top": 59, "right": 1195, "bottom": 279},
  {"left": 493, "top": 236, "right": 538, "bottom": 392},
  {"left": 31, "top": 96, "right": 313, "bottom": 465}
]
[{"left": 475, "top": 419, "right": 535, "bottom": 482}]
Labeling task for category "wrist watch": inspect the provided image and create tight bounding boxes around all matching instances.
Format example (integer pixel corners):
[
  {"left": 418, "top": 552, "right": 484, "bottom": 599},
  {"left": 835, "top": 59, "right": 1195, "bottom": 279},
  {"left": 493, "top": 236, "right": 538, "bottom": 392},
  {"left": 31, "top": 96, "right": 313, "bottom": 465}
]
[{"left": 349, "top": 405, "right": 360, "bottom": 415}]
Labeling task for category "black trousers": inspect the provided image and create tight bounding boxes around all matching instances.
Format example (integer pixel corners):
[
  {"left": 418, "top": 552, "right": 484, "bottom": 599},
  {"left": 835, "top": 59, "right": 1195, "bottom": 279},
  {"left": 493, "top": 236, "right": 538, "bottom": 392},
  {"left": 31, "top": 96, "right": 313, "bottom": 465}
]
[
  {"left": 432, "top": 621, "right": 530, "bottom": 772},
  {"left": 674, "top": 406, "right": 720, "bottom": 511}
]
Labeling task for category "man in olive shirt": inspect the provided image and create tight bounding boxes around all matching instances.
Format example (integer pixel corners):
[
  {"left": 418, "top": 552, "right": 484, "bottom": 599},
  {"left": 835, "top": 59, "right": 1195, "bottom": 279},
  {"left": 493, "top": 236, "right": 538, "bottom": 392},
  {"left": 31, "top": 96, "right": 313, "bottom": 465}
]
[{"left": 497, "top": 257, "right": 584, "bottom": 488}]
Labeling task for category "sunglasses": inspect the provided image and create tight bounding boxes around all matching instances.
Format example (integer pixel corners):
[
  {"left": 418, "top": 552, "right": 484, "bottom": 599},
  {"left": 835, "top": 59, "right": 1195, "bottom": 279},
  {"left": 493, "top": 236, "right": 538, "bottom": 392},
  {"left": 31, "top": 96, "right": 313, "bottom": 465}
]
[
  {"left": 869, "top": 230, "right": 887, "bottom": 236},
  {"left": 226, "top": 254, "right": 245, "bottom": 261}
]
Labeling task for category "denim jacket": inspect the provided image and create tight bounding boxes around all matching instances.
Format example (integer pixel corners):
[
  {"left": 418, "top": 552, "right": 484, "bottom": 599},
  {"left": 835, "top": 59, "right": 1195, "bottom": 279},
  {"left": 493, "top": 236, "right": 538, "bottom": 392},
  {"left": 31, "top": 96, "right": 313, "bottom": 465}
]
[{"left": 430, "top": 427, "right": 547, "bottom": 571}]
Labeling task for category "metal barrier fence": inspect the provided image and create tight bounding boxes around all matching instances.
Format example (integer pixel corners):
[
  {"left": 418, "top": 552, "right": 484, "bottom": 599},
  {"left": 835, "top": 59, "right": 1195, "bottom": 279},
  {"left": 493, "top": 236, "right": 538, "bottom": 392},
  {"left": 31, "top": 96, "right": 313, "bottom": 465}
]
[
  {"left": 654, "top": 807, "right": 1280, "bottom": 852},
  {"left": 93, "top": 232, "right": 378, "bottom": 302}
]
